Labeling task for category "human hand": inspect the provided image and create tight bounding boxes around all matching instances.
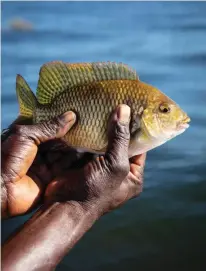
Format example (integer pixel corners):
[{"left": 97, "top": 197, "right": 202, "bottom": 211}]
[
  {"left": 1, "top": 112, "right": 76, "bottom": 218},
  {"left": 45, "top": 105, "right": 146, "bottom": 217},
  {"left": 1, "top": 105, "right": 146, "bottom": 219},
  {"left": 1, "top": 105, "right": 146, "bottom": 271}
]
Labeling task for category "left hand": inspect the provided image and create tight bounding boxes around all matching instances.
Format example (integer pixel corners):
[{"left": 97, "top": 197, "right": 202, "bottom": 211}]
[{"left": 1, "top": 111, "right": 76, "bottom": 218}]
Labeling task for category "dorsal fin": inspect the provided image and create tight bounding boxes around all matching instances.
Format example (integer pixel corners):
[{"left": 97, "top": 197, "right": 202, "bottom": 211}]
[{"left": 36, "top": 61, "right": 139, "bottom": 104}]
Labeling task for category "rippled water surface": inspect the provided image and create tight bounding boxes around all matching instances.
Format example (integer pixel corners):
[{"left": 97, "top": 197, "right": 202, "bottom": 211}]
[{"left": 1, "top": 2, "right": 206, "bottom": 271}]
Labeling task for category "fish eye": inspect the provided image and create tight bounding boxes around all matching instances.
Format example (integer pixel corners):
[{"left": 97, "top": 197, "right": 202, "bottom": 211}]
[{"left": 159, "top": 103, "right": 170, "bottom": 113}]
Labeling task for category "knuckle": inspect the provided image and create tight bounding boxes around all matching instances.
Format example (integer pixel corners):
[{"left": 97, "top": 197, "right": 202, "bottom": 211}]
[
  {"left": 9, "top": 121, "right": 58, "bottom": 146},
  {"left": 137, "top": 181, "right": 144, "bottom": 194},
  {"left": 41, "top": 121, "right": 57, "bottom": 137},
  {"left": 139, "top": 168, "right": 144, "bottom": 182},
  {"left": 13, "top": 124, "right": 27, "bottom": 135},
  {"left": 136, "top": 169, "right": 144, "bottom": 185},
  {"left": 12, "top": 125, "right": 31, "bottom": 142},
  {"left": 115, "top": 122, "right": 130, "bottom": 142},
  {"left": 47, "top": 116, "right": 66, "bottom": 138},
  {"left": 55, "top": 115, "right": 65, "bottom": 130},
  {"left": 138, "top": 176, "right": 144, "bottom": 188},
  {"left": 114, "top": 136, "right": 129, "bottom": 151}
]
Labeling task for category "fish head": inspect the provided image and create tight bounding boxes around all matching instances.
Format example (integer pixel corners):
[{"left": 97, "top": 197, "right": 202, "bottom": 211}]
[
  {"left": 142, "top": 93, "right": 190, "bottom": 140},
  {"left": 129, "top": 90, "right": 190, "bottom": 156}
]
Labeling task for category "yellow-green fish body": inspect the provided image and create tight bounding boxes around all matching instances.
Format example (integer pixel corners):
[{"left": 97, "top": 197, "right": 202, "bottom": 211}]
[{"left": 16, "top": 61, "right": 190, "bottom": 156}]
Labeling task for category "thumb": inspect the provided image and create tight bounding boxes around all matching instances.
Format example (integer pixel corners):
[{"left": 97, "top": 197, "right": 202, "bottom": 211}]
[
  {"left": 15, "top": 111, "right": 76, "bottom": 146},
  {"left": 105, "top": 105, "right": 131, "bottom": 174}
]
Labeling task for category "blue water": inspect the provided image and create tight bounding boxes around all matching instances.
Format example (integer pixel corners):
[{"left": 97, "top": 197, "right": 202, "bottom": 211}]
[{"left": 1, "top": 2, "right": 206, "bottom": 271}]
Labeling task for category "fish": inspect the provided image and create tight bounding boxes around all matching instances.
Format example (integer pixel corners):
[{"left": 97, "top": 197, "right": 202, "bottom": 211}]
[{"left": 16, "top": 61, "right": 190, "bottom": 157}]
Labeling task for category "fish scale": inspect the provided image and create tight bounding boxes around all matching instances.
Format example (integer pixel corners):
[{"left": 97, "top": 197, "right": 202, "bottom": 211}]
[{"left": 35, "top": 80, "right": 147, "bottom": 151}]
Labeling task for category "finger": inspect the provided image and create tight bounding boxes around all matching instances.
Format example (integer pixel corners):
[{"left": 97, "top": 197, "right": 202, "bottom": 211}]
[
  {"left": 105, "top": 105, "right": 131, "bottom": 177},
  {"left": 130, "top": 163, "right": 144, "bottom": 183},
  {"left": 1, "top": 112, "right": 76, "bottom": 183},
  {"left": 1, "top": 116, "right": 34, "bottom": 143},
  {"left": 129, "top": 155, "right": 146, "bottom": 198},
  {"left": 14, "top": 111, "right": 76, "bottom": 146},
  {"left": 106, "top": 104, "right": 131, "bottom": 160},
  {"left": 130, "top": 153, "right": 147, "bottom": 167},
  {"left": 124, "top": 172, "right": 143, "bottom": 199},
  {"left": 38, "top": 139, "right": 71, "bottom": 153}
]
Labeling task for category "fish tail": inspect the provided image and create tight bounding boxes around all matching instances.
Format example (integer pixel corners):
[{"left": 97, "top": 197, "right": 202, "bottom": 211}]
[{"left": 16, "top": 74, "right": 37, "bottom": 118}]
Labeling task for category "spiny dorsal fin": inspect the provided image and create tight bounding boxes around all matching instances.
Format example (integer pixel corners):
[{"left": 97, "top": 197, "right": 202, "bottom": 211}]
[{"left": 36, "top": 61, "right": 139, "bottom": 104}]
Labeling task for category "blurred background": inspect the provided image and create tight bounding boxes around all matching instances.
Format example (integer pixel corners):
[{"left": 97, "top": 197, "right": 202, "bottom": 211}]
[{"left": 1, "top": 1, "right": 206, "bottom": 271}]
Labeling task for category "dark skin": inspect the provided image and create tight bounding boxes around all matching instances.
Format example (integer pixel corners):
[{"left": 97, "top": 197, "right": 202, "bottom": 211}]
[
  {"left": 1, "top": 105, "right": 146, "bottom": 271},
  {"left": 1, "top": 111, "right": 77, "bottom": 218}
]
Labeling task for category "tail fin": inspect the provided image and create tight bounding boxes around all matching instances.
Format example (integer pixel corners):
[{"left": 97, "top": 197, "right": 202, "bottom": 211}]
[{"left": 16, "top": 75, "right": 37, "bottom": 118}]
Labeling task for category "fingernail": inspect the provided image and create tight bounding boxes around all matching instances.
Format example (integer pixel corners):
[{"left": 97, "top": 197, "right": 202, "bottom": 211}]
[
  {"left": 117, "top": 105, "right": 131, "bottom": 124},
  {"left": 60, "top": 111, "right": 76, "bottom": 124}
]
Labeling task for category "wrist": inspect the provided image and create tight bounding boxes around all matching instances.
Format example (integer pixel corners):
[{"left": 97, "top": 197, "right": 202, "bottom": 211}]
[
  {"left": 64, "top": 200, "right": 101, "bottom": 222},
  {"left": 41, "top": 200, "right": 101, "bottom": 235},
  {"left": 78, "top": 198, "right": 108, "bottom": 219}
]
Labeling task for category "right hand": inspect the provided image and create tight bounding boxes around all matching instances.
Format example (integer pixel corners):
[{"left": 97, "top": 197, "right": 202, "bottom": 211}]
[{"left": 45, "top": 105, "right": 146, "bottom": 217}]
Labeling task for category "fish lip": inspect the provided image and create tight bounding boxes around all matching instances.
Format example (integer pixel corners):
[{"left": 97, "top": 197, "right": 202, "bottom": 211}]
[
  {"left": 182, "top": 116, "right": 191, "bottom": 123},
  {"left": 177, "top": 116, "right": 190, "bottom": 130}
]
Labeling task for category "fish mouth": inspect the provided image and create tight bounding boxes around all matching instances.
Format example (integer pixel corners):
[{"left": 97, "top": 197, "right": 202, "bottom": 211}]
[
  {"left": 182, "top": 116, "right": 191, "bottom": 124},
  {"left": 177, "top": 116, "right": 191, "bottom": 131}
]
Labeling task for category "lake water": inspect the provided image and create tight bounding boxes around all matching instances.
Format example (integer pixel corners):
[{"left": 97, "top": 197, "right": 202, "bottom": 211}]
[{"left": 1, "top": 2, "right": 206, "bottom": 271}]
